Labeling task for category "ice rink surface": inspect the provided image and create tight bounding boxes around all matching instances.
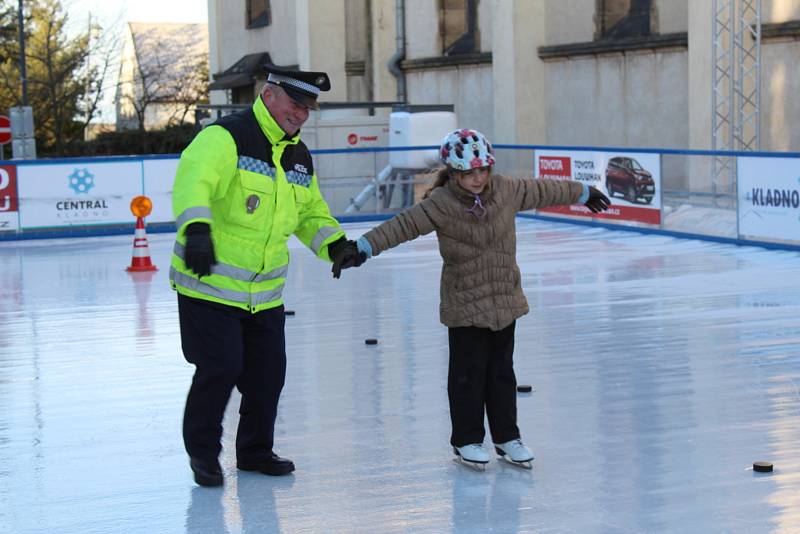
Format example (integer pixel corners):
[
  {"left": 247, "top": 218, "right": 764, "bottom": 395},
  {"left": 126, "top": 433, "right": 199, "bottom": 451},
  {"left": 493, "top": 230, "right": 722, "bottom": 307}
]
[{"left": 1, "top": 219, "right": 800, "bottom": 533}]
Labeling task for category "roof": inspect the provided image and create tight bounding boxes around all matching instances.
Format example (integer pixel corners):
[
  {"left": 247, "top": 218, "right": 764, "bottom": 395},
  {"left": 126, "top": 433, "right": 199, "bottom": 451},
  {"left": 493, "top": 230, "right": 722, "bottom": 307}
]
[{"left": 208, "top": 52, "right": 274, "bottom": 91}]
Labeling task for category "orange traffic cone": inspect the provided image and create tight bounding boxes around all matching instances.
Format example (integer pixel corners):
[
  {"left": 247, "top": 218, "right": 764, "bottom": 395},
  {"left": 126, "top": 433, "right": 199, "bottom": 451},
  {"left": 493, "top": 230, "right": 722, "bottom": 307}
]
[{"left": 126, "top": 216, "right": 158, "bottom": 272}]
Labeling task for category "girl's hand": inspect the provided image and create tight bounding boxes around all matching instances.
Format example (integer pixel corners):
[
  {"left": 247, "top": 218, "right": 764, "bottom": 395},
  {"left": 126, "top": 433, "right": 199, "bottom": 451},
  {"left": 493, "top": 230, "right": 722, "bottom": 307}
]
[{"left": 584, "top": 186, "right": 611, "bottom": 213}]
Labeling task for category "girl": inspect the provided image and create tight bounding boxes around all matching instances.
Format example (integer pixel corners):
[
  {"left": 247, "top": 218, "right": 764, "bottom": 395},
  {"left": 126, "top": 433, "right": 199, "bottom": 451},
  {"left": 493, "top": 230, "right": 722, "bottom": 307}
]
[{"left": 345, "top": 129, "right": 609, "bottom": 469}]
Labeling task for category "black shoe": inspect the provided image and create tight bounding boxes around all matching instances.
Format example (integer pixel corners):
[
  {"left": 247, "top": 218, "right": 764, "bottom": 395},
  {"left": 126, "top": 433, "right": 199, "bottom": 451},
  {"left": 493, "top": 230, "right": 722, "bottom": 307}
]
[
  {"left": 190, "top": 457, "right": 223, "bottom": 487},
  {"left": 237, "top": 453, "right": 295, "bottom": 476}
]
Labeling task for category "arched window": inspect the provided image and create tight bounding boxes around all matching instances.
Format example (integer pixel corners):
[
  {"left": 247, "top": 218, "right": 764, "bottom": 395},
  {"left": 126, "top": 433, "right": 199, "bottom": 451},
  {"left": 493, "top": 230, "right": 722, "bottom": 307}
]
[
  {"left": 440, "top": 0, "right": 478, "bottom": 55},
  {"left": 246, "top": 0, "right": 271, "bottom": 29},
  {"left": 597, "top": 0, "right": 652, "bottom": 39}
]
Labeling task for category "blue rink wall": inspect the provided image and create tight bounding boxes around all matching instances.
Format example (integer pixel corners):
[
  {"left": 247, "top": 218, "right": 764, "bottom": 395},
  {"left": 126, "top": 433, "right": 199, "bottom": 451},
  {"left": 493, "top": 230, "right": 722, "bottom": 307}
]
[{"left": 1, "top": 145, "right": 800, "bottom": 251}]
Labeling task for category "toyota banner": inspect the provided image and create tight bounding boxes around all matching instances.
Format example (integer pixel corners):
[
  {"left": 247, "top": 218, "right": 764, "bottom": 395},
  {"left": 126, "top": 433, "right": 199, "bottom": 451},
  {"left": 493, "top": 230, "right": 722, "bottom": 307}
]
[{"left": 534, "top": 150, "right": 662, "bottom": 225}]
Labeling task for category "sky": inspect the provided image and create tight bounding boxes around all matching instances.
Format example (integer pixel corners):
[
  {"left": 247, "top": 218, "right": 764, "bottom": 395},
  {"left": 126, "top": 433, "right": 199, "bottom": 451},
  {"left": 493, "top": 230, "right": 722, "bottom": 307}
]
[
  {"left": 63, "top": 0, "right": 209, "bottom": 123},
  {"left": 65, "top": 0, "right": 208, "bottom": 28}
]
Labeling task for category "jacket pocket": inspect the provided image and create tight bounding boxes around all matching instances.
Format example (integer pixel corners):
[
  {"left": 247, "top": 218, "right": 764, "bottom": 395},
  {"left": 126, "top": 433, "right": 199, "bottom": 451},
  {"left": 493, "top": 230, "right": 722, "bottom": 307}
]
[
  {"left": 226, "top": 171, "right": 274, "bottom": 230},
  {"left": 291, "top": 184, "right": 311, "bottom": 205}
]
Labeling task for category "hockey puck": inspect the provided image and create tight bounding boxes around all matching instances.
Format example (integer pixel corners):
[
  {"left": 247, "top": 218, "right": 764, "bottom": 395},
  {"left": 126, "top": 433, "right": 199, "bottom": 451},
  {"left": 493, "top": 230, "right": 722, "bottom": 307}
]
[
  {"left": 284, "top": 310, "right": 295, "bottom": 316},
  {"left": 365, "top": 338, "right": 378, "bottom": 345},
  {"left": 516, "top": 385, "right": 533, "bottom": 393},
  {"left": 753, "top": 461, "right": 773, "bottom": 473}
]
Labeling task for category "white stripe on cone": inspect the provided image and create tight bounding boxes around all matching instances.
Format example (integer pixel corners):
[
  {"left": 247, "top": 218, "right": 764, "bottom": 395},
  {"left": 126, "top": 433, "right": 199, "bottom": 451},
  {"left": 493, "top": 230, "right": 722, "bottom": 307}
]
[{"left": 127, "top": 216, "right": 157, "bottom": 272}]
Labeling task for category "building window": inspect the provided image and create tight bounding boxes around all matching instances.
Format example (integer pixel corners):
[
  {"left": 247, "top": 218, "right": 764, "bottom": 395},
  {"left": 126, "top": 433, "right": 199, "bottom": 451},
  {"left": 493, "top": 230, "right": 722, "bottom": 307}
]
[
  {"left": 598, "top": 0, "right": 651, "bottom": 39},
  {"left": 246, "top": 0, "right": 270, "bottom": 29},
  {"left": 232, "top": 84, "right": 255, "bottom": 105},
  {"left": 440, "top": 0, "right": 478, "bottom": 55}
]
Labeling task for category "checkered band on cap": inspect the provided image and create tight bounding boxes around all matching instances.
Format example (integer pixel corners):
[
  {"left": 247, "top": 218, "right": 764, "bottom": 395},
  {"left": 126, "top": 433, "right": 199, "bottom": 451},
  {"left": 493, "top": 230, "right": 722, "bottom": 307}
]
[{"left": 267, "top": 73, "right": 321, "bottom": 96}]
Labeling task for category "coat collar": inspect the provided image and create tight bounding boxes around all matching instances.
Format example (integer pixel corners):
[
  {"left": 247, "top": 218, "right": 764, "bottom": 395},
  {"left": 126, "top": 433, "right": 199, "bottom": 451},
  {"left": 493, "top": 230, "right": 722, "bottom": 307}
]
[
  {"left": 446, "top": 172, "right": 495, "bottom": 205},
  {"left": 253, "top": 95, "right": 301, "bottom": 145}
]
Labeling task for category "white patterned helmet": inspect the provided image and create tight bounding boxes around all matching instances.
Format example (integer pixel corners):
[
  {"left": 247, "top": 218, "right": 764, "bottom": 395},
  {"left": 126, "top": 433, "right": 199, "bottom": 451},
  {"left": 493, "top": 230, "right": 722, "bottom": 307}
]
[{"left": 439, "top": 128, "right": 495, "bottom": 171}]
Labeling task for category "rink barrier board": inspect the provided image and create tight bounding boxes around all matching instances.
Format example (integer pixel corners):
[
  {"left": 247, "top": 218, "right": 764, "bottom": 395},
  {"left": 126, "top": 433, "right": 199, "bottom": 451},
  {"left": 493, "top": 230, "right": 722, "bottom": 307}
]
[{"left": 1, "top": 146, "right": 799, "bottom": 252}]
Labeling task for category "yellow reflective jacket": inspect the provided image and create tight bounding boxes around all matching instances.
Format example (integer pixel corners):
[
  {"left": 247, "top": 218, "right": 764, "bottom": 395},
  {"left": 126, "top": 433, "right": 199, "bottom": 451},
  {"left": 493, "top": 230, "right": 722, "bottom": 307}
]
[{"left": 170, "top": 96, "right": 344, "bottom": 312}]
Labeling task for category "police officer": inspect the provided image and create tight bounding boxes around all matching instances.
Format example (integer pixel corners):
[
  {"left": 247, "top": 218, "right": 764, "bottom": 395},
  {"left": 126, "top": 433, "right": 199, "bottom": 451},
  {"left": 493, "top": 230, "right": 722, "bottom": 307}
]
[{"left": 171, "top": 64, "right": 364, "bottom": 487}]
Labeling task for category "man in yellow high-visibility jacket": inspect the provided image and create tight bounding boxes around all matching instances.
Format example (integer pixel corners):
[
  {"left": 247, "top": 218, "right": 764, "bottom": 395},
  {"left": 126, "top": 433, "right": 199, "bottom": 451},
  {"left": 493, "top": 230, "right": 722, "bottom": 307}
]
[{"left": 171, "top": 64, "right": 364, "bottom": 487}]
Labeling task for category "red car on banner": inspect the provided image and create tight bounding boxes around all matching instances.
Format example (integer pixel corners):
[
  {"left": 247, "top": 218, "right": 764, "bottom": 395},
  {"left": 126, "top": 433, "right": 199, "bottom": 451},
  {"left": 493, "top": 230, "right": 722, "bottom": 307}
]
[{"left": 605, "top": 156, "right": 655, "bottom": 204}]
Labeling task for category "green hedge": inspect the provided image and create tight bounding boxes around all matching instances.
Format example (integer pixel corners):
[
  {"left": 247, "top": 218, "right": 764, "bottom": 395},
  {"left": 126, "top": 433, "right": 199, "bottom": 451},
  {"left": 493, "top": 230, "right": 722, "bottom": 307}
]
[{"left": 65, "top": 124, "right": 199, "bottom": 157}]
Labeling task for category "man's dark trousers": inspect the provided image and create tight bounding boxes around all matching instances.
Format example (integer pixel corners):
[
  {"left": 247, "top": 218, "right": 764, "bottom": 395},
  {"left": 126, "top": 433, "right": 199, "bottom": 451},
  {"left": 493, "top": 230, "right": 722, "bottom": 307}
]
[{"left": 179, "top": 294, "right": 286, "bottom": 464}]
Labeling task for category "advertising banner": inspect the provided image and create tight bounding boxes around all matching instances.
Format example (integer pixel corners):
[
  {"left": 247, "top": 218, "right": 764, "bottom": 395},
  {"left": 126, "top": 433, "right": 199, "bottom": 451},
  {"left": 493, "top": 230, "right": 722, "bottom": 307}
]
[
  {"left": 142, "top": 157, "right": 179, "bottom": 223},
  {"left": 534, "top": 150, "right": 661, "bottom": 225},
  {"left": 18, "top": 161, "right": 143, "bottom": 228},
  {"left": 0, "top": 164, "right": 19, "bottom": 231},
  {"left": 738, "top": 156, "right": 800, "bottom": 243}
]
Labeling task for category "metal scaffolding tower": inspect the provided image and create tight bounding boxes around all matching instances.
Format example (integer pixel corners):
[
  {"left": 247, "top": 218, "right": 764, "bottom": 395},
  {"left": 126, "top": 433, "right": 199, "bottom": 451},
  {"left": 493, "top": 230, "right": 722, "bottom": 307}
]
[{"left": 712, "top": 0, "right": 761, "bottom": 204}]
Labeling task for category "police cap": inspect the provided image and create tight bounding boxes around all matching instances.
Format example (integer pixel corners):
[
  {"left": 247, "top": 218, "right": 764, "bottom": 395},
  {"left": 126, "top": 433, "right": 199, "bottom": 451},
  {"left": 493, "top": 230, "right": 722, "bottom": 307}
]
[{"left": 263, "top": 63, "right": 331, "bottom": 110}]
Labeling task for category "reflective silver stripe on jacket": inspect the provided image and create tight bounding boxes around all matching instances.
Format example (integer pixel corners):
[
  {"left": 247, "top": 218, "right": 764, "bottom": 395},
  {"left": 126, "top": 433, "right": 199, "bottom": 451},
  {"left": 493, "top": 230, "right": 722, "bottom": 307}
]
[
  {"left": 175, "top": 206, "right": 213, "bottom": 230},
  {"left": 251, "top": 286, "right": 287, "bottom": 307},
  {"left": 173, "top": 242, "right": 288, "bottom": 282},
  {"left": 253, "top": 264, "right": 288, "bottom": 283},
  {"left": 311, "top": 226, "right": 341, "bottom": 255},
  {"left": 171, "top": 268, "right": 285, "bottom": 305}
]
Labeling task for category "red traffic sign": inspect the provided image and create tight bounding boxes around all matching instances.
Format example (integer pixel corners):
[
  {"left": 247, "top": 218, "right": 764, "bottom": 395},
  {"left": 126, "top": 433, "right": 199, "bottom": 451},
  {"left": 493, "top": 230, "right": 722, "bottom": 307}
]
[{"left": 0, "top": 115, "right": 10, "bottom": 145}]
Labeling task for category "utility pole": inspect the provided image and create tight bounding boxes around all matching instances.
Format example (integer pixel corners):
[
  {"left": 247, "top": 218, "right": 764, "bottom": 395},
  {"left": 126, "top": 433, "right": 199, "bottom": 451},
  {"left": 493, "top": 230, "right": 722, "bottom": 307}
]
[
  {"left": 11, "top": 0, "right": 35, "bottom": 158},
  {"left": 84, "top": 12, "right": 92, "bottom": 139},
  {"left": 17, "top": 0, "right": 27, "bottom": 106}
]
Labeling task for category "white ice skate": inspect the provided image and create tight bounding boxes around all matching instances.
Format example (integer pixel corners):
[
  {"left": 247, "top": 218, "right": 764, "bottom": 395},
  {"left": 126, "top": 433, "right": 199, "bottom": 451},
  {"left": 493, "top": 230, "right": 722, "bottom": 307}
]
[
  {"left": 494, "top": 439, "right": 534, "bottom": 469},
  {"left": 453, "top": 443, "right": 490, "bottom": 471}
]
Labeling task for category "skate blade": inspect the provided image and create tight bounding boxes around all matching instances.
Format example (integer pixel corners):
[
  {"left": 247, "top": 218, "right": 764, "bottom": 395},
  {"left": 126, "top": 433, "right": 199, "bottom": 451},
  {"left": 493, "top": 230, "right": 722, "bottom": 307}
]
[
  {"left": 498, "top": 455, "right": 533, "bottom": 470},
  {"left": 453, "top": 457, "right": 487, "bottom": 471}
]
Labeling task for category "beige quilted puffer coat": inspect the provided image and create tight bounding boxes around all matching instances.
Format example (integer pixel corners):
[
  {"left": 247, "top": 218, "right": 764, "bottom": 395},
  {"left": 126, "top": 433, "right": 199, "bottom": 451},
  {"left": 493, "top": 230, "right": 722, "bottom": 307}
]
[{"left": 362, "top": 174, "right": 584, "bottom": 331}]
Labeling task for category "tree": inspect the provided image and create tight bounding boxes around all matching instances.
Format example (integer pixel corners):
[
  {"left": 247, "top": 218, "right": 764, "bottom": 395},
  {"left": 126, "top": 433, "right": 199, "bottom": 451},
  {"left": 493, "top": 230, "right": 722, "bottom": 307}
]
[
  {"left": 116, "top": 23, "right": 208, "bottom": 133},
  {"left": 0, "top": 2, "right": 29, "bottom": 112},
  {"left": 0, "top": 0, "right": 112, "bottom": 155}
]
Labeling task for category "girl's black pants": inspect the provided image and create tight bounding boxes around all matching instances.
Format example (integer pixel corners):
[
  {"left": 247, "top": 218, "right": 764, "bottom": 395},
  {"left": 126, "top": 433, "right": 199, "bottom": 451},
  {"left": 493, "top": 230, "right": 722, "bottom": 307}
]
[{"left": 447, "top": 321, "right": 521, "bottom": 447}]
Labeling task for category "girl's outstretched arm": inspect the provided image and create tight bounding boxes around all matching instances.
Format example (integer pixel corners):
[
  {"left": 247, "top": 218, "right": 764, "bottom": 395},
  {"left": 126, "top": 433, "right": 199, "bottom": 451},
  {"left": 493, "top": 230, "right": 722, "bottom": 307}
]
[
  {"left": 358, "top": 196, "right": 443, "bottom": 259},
  {"left": 511, "top": 176, "right": 610, "bottom": 213},
  {"left": 510, "top": 174, "right": 587, "bottom": 212}
]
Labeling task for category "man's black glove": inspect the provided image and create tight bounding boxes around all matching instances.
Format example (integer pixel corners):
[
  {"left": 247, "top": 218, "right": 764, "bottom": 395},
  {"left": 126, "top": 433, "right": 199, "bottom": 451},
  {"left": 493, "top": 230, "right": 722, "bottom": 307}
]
[
  {"left": 584, "top": 186, "right": 611, "bottom": 213},
  {"left": 329, "top": 237, "right": 366, "bottom": 279},
  {"left": 183, "top": 222, "right": 217, "bottom": 278}
]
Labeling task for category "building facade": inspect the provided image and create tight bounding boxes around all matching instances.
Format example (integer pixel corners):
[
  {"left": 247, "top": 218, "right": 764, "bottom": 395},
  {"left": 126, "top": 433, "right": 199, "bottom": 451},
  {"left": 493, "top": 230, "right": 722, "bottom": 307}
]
[{"left": 207, "top": 0, "right": 800, "bottom": 184}]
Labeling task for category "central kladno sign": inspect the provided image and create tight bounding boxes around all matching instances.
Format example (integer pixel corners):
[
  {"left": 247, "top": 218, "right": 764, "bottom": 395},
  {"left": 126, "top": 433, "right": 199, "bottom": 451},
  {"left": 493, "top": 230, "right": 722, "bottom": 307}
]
[{"left": 17, "top": 161, "right": 142, "bottom": 228}]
